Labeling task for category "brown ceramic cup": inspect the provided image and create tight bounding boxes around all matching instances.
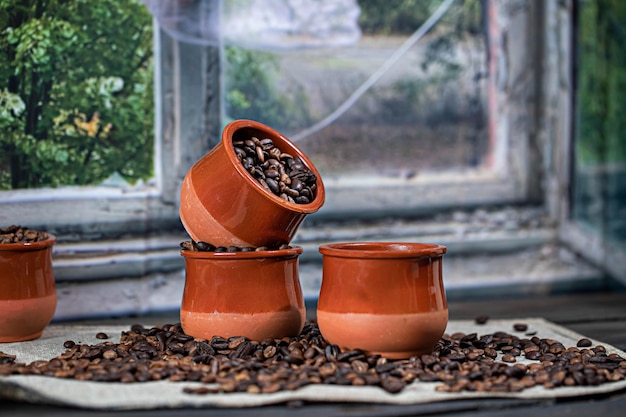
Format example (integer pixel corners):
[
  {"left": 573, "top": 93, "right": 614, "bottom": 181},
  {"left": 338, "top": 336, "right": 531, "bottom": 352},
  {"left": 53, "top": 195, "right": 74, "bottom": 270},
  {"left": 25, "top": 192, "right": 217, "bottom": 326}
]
[
  {"left": 180, "top": 246, "right": 306, "bottom": 341},
  {"left": 317, "top": 242, "right": 448, "bottom": 359},
  {"left": 179, "top": 119, "right": 325, "bottom": 248},
  {"left": 0, "top": 235, "right": 57, "bottom": 342}
]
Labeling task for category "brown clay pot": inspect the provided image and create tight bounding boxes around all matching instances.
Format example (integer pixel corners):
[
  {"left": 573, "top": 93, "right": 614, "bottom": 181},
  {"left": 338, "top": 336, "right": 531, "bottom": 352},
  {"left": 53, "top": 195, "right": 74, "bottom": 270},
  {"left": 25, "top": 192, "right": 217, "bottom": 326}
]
[
  {"left": 179, "top": 119, "right": 325, "bottom": 248},
  {"left": 180, "top": 246, "right": 306, "bottom": 341},
  {"left": 0, "top": 235, "right": 57, "bottom": 342},
  {"left": 317, "top": 242, "right": 448, "bottom": 359}
]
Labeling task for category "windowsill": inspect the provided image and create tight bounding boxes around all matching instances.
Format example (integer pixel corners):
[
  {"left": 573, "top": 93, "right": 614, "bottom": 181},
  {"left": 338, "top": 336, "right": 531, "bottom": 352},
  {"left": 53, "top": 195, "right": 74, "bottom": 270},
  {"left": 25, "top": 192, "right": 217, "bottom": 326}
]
[
  {"left": 314, "top": 173, "right": 524, "bottom": 218},
  {"left": 49, "top": 206, "right": 612, "bottom": 321},
  {"left": 52, "top": 240, "right": 607, "bottom": 321},
  {"left": 0, "top": 183, "right": 162, "bottom": 202},
  {"left": 0, "top": 187, "right": 180, "bottom": 237}
]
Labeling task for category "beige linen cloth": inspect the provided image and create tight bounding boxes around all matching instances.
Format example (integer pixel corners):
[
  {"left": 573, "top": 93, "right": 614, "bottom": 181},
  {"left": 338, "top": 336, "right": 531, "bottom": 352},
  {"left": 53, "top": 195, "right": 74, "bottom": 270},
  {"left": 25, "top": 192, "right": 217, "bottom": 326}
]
[{"left": 1, "top": 318, "right": 625, "bottom": 410}]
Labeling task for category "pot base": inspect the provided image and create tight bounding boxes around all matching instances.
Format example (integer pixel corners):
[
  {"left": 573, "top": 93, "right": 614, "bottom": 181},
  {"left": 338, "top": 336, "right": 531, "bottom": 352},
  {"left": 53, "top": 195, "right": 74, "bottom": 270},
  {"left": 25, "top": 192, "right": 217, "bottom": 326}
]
[
  {"left": 181, "top": 308, "right": 305, "bottom": 341},
  {"left": 0, "top": 294, "right": 57, "bottom": 343},
  {"left": 0, "top": 331, "right": 43, "bottom": 343},
  {"left": 317, "top": 309, "right": 448, "bottom": 359}
]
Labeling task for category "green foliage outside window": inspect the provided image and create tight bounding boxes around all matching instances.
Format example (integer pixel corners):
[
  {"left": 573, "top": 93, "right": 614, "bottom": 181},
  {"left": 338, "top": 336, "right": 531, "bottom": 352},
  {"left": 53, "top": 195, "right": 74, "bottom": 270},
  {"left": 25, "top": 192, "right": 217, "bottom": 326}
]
[
  {"left": 0, "top": 0, "right": 154, "bottom": 190},
  {"left": 577, "top": 0, "right": 626, "bottom": 165},
  {"left": 224, "top": 46, "right": 311, "bottom": 131},
  {"left": 574, "top": 0, "right": 626, "bottom": 247}
]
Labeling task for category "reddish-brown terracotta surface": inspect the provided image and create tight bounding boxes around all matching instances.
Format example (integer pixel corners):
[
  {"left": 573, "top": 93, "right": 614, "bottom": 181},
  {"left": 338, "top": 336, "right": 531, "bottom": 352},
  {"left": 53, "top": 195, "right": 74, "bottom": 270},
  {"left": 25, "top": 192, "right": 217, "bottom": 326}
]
[
  {"left": 180, "top": 246, "right": 306, "bottom": 341},
  {"left": 179, "top": 119, "right": 325, "bottom": 248},
  {"left": 0, "top": 235, "right": 57, "bottom": 342},
  {"left": 317, "top": 242, "right": 448, "bottom": 359}
]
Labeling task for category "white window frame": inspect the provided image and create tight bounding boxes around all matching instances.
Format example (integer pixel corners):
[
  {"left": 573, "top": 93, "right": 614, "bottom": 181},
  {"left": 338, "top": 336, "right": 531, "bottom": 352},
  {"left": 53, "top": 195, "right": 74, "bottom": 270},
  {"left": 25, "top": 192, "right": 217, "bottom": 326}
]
[{"left": 551, "top": 0, "right": 626, "bottom": 283}]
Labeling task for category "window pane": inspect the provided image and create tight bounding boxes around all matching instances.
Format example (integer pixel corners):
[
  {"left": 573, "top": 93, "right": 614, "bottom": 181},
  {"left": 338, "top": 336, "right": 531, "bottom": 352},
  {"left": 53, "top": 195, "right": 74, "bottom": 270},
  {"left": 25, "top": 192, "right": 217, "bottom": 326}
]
[
  {"left": 223, "top": 0, "right": 489, "bottom": 178},
  {"left": 574, "top": 0, "right": 626, "bottom": 250},
  {"left": 0, "top": 0, "right": 154, "bottom": 190}
]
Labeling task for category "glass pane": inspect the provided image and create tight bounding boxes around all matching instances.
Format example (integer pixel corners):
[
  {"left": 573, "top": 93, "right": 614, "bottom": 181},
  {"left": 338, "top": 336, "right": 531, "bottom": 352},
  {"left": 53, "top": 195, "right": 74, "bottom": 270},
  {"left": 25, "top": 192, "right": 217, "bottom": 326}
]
[
  {"left": 223, "top": 0, "right": 489, "bottom": 178},
  {"left": 0, "top": 0, "right": 154, "bottom": 190},
  {"left": 574, "top": 0, "right": 626, "bottom": 249}
]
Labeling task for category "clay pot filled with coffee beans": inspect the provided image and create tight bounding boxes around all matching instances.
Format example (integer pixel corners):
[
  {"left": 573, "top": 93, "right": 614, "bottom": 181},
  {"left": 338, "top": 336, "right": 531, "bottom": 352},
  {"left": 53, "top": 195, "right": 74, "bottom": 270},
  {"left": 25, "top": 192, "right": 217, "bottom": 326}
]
[
  {"left": 179, "top": 119, "right": 325, "bottom": 248},
  {"left": 317, "top": 242, "right": 448, "bottom": 359},
  {"left": 0, "top": 225, "right": 57, "bottom": 342}
]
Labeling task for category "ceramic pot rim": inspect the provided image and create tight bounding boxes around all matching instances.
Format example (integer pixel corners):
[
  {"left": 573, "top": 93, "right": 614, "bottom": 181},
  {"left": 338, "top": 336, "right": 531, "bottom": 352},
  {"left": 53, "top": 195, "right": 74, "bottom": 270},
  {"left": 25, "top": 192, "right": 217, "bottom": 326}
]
[
  {"left": 319, "top": 242, "right": 446, "bottom": 259},
  {"left": 222, "top": 119, "right": 325, "bottom": 214},
  {"left": 181, "top": 245, "right": 303, "bottom": 260},
  {"left": 0, "top": 234, "right": 56, "bottom": 251}
]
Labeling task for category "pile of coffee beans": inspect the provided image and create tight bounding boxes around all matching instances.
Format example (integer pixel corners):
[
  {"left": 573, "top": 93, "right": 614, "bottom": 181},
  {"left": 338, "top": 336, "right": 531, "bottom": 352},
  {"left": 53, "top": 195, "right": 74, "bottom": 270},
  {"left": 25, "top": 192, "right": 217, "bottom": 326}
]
[
  {"left": 180, "top": 241, "right": 292, "bottom": 252},
  {"left": 0, "top": 322, "right": 624, "bottom": 396},
  {"left": 233, "top": 137, "right": 317, "bottom": 204},
  {"left": 0, "top": 225, "right": 49, "bottom": 244}
]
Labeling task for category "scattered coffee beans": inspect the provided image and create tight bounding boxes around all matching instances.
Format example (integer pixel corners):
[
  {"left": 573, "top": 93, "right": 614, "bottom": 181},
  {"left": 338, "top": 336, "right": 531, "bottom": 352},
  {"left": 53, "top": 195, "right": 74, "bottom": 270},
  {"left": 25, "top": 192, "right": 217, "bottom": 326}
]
[
  {"left": 0, "top": 352, "right": 16, "bottom": 365},
  {"left": 180, "top": 241, "right": 292, "bottom": 252},
  {"left": 233, "top": 136, "right": 317, "bottom": 204},
  {"left": 0, "top": 225, "right": 49, "bottom": 244},
  {"left": 1, "top": 323, "right": 624, "bottom": 396},
  {"left": 513, "top": 323, "right": 528, "bottom": 332}
]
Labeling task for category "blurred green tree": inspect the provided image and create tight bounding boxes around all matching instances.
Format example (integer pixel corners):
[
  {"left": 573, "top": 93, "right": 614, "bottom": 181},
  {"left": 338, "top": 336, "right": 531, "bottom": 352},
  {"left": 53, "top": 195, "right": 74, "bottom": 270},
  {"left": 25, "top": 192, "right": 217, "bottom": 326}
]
[
  {"left": 0, "top": 0, "right": 153, "bottom": 189},
  {"left": 577, "top": 0, "right": 626, "bottom": 165}
]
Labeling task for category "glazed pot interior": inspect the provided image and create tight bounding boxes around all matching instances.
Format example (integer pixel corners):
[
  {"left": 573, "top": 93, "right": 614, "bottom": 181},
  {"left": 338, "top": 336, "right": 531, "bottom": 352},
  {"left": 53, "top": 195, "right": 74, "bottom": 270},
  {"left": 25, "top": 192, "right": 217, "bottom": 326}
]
[
  {"left": 223, "top": 121, "right": 325, "bottom": 213},
  {"left": 319, "top": 242, "right": 446, "bottom": 259}
]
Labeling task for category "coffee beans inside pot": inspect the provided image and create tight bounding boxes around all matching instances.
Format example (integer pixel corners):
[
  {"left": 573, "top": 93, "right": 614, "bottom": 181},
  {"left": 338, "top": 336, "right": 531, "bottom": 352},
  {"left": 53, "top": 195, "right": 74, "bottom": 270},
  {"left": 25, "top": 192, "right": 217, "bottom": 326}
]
[
  {"left": 180, "top": 241, "right": 292, "bottom": 252},
  {"left": 233, "top": 137, "right": 317, "bottom": 204},
  {"left": 0, "top": 225, "right": 49, "bottom": 244},
  {"left": 1, "top": 322, "right": 624, "bottom": 396}
]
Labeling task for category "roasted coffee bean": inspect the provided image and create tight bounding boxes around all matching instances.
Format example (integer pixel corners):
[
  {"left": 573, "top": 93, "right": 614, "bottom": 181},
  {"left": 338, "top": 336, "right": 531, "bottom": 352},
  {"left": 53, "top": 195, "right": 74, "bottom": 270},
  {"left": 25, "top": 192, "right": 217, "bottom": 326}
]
[
  {"left": 502, "top": 354, "right": 516, "bottom": 363},
  {"left": 337, "top": 349, "right": 364, "bottom": 363},
  {"left": 262, "top": 345, "right": 277, "bottom": 359},
  {"left": 197, "top": 241, "right": 216, "bottom": 251},
  {"left": 577, "top": 338, "right": 593, "bottom": 348},
  {"left": 96, "top": 332, "right": 109, "bottom": 340},
  {"left": 0, "top": 352, "right": 16, "bottom": 365},
  {"left": 265, "top": 178, "right": 280, "bottom": 194},
  {"left": 324, "top": 344, "right": 339, "bottom": 362},
  {"left": 381, "top": 376, "right": 406, "bottom": 393},
  {"left": 474, "top": 315, "right": 490, "bottom": 325},
  {"left": 513, "top": 323, "right": 528, "bottom": 332},
  {"left": 375, "top": 362, "right": 397, "bottom": 374},
  {"left": 63, "top": 340, "right": 76, "bottom": 349},
  {"left": 525, "top": 350, "right": 542, "bottom": 360},
  {"left": 179, "top": 241, "right": 195, "bottom": 251}
]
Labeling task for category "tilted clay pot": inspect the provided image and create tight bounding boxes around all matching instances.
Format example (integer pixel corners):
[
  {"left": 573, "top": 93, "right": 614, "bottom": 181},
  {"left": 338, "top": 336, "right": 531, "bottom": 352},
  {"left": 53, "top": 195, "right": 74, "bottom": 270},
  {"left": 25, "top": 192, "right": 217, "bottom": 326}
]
[
  {"left": 0, "top": 235, "right": 57, "bottom": 342},
  {"left": 179, "top": 119, "right": 325, "bottom": 248},
  {"left": 317, "top": 242, "right": 448, "bottom": 359},
  {"left": 180, "top": 246, "right": 306, "bottom": 341}
]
